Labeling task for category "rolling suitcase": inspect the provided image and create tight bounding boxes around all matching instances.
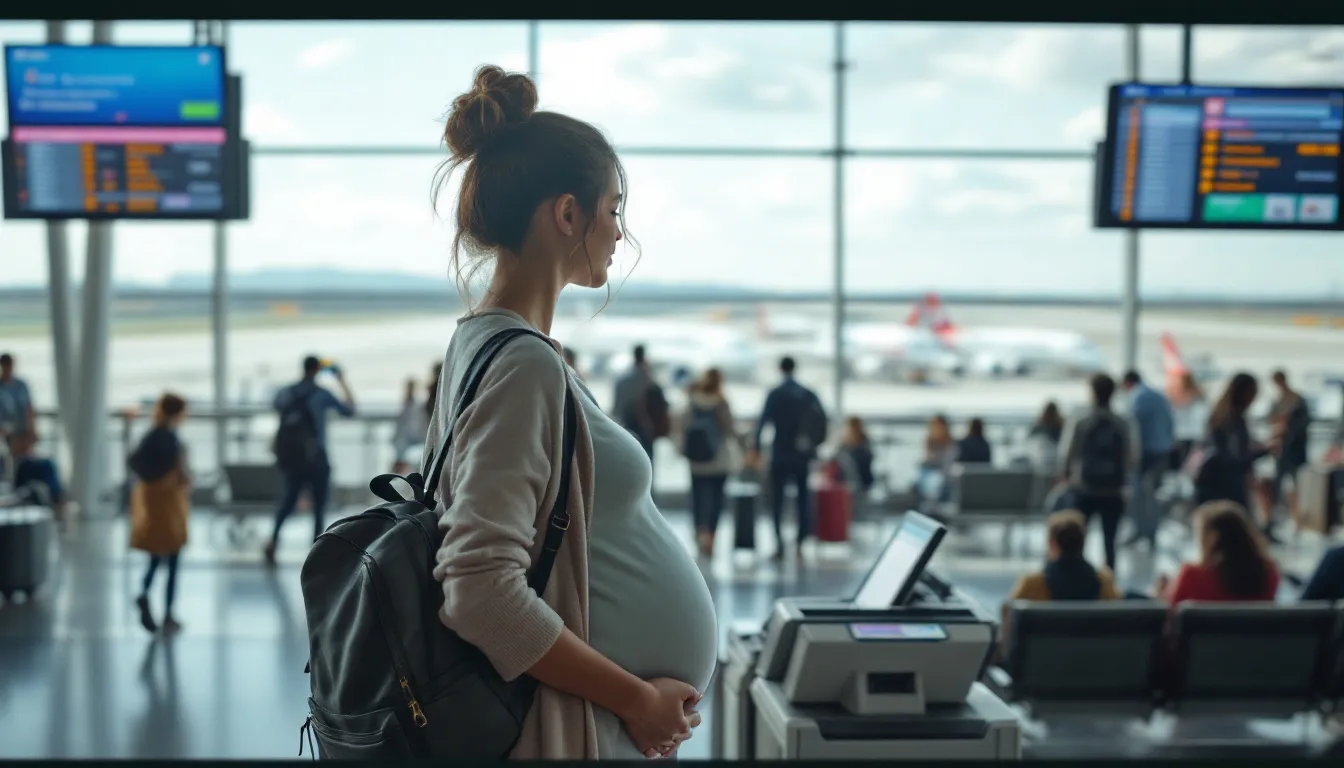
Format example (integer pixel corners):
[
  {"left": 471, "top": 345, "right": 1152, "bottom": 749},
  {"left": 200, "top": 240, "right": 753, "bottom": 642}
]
[
  {"left": 727, "top": 478, "right": 758, "bottom": 551},
  {"left": 814, "top": 485, "right": 852, "bottom": 543},
  {"left": 0, "top": 505, "right": 55, "bottom": 601}
]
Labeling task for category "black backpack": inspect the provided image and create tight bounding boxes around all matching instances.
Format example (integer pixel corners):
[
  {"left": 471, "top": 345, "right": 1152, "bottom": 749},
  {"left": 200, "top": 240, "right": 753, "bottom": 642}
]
[
  {"left": 646, "top": 382, "right": 671, "bottom": 439},
  {"left": 1077, "top": 412, "right": 1128, "bottom": 491},
  {"left": 682, "top": 404, "right": 723, "bottom": 463},
  {"left": 298, "top": 328, "right": 577, "bottom": 760},
  {"left": 793, "top": 388, "right": 827, "bottom": 457},
  {"left": 273, "top": 386, "right": 321, "bottom": 472}
]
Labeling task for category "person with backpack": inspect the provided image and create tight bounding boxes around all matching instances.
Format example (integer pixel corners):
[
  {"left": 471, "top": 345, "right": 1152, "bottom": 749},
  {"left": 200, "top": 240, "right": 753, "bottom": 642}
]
[
  {"left": 264, "top": 355, "right": 355, "bottom": 565},
  {"left": 612, "top": 344, "right": 669, "bottom": 462},
  {"left": 298, "top": 66, "right": 713, "bottom": 762},
  {"left": 1058, "top": 373, "right": 1140, "bottom": 571},
  {"left": 751, "top": 356, "right": 828, "bottom": 560},
  {"left": 127, "top": 393, "right": 191, "bottom": 634},
  {"left": 676, "top": 367, "right": 743, "bottom": 558},
  {"left": 1119, "top": 370, "right": 1175, "bottom": 550}
]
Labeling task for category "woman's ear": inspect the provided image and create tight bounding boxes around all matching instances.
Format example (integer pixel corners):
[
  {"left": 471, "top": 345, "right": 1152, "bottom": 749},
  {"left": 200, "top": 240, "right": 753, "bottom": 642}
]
[{"left": 552, "top": 194, "right": 577, "bottom": 237}]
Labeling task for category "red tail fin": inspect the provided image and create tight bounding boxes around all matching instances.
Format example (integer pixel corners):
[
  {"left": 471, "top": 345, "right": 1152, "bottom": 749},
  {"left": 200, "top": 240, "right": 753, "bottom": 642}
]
[
  {"left": 907, "top": 292, "right": 957, "bottom": 338},
  {"left": 1160, "top": 332, "right": 1188, "bottom": 376}
]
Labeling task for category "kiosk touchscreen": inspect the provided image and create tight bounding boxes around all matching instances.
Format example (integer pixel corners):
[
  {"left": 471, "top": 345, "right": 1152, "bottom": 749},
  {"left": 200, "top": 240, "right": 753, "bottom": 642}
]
[{"left": 853, "top": 511, "right": 947, "bottom": 609}]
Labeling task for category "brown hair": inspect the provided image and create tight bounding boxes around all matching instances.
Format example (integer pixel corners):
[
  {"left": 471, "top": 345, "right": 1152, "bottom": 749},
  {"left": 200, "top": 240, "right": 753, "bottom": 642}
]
[
  {"left": 694, "top": 368, "right": 723, "bottom": 398},
  {"left": 1046, "top": 510, "right": 1087, "bottom": 557},
  {"left": 1037, "top": 401, "right": 1063, "bottom": 432},
  {"left": 843, "top": 416, "right": 868, "bottom": 445},
  {"left": 1209, "top": 372, "right": 1258, "bottom": 431},
  {"left": 1194, "top": 501, "right": 1271, "bottom": 598},
  {"left": 433, "top": 65, "right": 638, "bottom": 307},
  {"left": 153, "top": 393, "right": 187, "bottom": 427}
]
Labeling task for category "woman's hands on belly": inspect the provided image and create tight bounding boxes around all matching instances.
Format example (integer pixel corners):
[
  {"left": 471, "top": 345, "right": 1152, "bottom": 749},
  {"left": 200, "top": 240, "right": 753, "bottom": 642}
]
[{"left": 620, "top": 677, "right": 701, "bottom": 758}]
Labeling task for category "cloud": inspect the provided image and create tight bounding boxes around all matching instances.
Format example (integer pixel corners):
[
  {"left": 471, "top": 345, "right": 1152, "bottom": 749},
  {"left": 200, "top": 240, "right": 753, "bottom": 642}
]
[
  {"left": 298, "top": 38, "right": 354, "bottom": 70},
  {"left": 243, "top": 102, "right": 307, "bottom": 143},
  {"left": 1062, "top": 106, "right": 1104, "bottom": 145}
]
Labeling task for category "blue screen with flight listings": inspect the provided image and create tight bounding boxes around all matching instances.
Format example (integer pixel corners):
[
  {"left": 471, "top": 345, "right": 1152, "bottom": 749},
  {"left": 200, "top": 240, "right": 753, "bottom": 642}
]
[{"left": 5, "top": 45, "right": 225, "bottom": 127}]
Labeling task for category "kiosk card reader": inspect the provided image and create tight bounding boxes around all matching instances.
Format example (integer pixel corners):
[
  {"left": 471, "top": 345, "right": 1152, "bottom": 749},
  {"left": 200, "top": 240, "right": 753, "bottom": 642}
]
[
  {"left": 716, "top": 512, "right": 1014, "bottom": 760},
  {"left": 750, "top": 613, "right": 1020, "bottom": 759}
]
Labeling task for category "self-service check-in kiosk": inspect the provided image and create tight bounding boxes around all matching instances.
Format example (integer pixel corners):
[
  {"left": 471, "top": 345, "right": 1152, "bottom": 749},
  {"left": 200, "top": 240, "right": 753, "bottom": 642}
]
[{"left": 714, "top": 511, "right": 1021, "bottom": 760}]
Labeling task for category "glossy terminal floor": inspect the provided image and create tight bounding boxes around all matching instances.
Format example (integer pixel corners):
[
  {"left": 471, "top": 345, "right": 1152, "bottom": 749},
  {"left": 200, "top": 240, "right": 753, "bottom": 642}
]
[{"left": 1, "top": 504, "right": 1340, "bottom": 760}]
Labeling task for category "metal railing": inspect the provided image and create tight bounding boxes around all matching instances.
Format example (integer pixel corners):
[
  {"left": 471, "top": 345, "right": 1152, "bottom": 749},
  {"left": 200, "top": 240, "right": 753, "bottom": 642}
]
[{"left": 31, "top": 406, "right": 1341, "bottom": 511}]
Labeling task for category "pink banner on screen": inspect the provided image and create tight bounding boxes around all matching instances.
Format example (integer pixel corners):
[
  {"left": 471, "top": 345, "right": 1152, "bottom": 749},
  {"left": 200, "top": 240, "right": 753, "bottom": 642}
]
[{"left": 12, "top": 126, "right": 227, "bottom": 143}]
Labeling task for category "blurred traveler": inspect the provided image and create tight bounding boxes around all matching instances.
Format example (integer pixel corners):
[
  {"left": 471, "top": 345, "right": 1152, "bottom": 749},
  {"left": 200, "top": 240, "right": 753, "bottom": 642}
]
[
  {"left": 1025, "top": 401, "right": 1065, "bottom": 475},
  {"left": 751, "top": 356, "right": 827, "bottom": 559},
  {"left": 956, "top": 417, "right": 993, "bottom": 465},
  {"left": 675, "top": 367, "right": 744, "bottom": 557},
  {"left": 1000, "top": 510, "right": 1121, "bottom": 642},
  {"left": 1151, "top": 500, "right": 1279, "bottom": 604},
  {"left": 612, "top": 344, "right": 669, "bottom": 461},
  {"left": 834, "top": 416, "right": 875, "bottom": 496},
  {"left": 1170, "top": 372, "right": 1208, "bottom": 469},
  {"left": 1299, "top": 543, "right": 1344, "bottom": 602},
  {"left": 127, "top": 393, "right": 191, "bottom": 634},
  {"left": 915, "top": 413, "right": 957, "bottom": 505},
  {"left": 0, "top": 352, "right": 35, "bottom": 439},
  {"left": 1265, "top": 370, "right": 1310, "bottom": 536},
  {"left": 1120, "top": 371, "right": 1175, "bottom": 549},
  {"left": 1059, "top": 373, "right": 1140, "bottom": 571},
  {"left": 7, "top": 430, "right": 62, "bottom": 509},
  {"left": 264, "top": 355, "right": 356, "bottom": 565},
  {"left": 1193, "top": 372, "right": 1272, "bottom": 517}
]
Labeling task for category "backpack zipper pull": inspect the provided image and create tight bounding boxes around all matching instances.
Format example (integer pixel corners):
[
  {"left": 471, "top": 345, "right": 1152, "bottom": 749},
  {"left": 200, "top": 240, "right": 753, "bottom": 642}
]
[{"left": 400, "top": 676, "right": 428, "bottom": 727}]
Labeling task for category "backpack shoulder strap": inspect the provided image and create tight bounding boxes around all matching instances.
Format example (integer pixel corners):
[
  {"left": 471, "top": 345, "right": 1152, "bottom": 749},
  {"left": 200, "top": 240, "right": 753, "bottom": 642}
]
[{"left": 418, "top": 327, "right": 578, "bottom": 596}]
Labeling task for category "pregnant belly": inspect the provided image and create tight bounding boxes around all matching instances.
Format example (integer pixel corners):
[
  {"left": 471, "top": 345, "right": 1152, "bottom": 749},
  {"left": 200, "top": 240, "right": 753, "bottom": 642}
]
[{"left": 587, "top": 527, "right": 719, "bottom": 694}]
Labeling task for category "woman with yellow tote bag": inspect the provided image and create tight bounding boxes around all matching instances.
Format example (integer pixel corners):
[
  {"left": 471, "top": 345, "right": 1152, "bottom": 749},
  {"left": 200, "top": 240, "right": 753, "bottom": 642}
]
[{"left": 127, "top": 393, "right": 191, "bottom": 634}]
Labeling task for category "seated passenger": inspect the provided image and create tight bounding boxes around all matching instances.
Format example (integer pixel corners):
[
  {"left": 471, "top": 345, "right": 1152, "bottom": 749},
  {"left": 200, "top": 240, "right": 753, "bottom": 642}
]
[
  {"left": 956, "top": 417, "right": 993, "bottom": 464},
  {"left": 1024, "top": 401, "right": 1064, "bottom": 475},
  {"left": 834, "top": 416, "right": 875, "bottom": 495},
  {"left": 1154, "top": 500, "right": 1280, "bottom": 605},
  {"left": 1299, "top": 543, "right": 1344, "bottom": 602},
  {"left": 915, "top": 413, "right": 956, "bottom": 503},
  {"left": 1003, "top": 511, "right": 1120, "bottom": 615},
  {"left": 7, "top": 430, "right": 63, "bottom": 508}
]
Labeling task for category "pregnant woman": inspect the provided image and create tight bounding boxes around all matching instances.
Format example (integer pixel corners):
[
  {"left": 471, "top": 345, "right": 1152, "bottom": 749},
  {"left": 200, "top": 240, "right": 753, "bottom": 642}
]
[{"left": 428, "top": 65, "right": 718, "bottom": 760}]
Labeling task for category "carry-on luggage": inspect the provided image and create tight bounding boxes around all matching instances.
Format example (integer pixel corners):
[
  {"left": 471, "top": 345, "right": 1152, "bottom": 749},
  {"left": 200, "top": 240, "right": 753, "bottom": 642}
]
[
  {"left": 0, "top": 505, "right": 55, "bottom": 601},
  {"left": 727, "top": 477, "right": 759, "bottom": 551},
  {"left": 814, "top": 485, "right": 852, "bottom": 543}
]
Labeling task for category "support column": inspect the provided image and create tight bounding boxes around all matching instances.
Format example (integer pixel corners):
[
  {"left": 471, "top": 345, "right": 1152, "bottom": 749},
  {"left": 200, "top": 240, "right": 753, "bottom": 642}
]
[
  {"left": 526, "top": 21, "right": 539, "bottom": 81},
  {"left": 830, "top": 22, "right": 847, "bottom": 416},
  {"left": 209, "top": 20, "right": 231, "bottom": 470},
  {"left": 43, "top": 21, "right": 78, "bottom": 455},
  {"left": 72, "top": 19, "right": 116, "bottom": 518},
  {"left": 1120, "top": 24, "right": 1142, "bottom": 373}
]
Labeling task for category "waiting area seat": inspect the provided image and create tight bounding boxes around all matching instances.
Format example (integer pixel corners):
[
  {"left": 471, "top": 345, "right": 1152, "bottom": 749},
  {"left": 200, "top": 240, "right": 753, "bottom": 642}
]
[
  {"left": 943, "top": 465, "right": 1049, "bottom": 554},
  {"left": 217, "top": 463, "right": 285, "bottom": 548},
  {"left": 1168, "top": 603, "right": 1337, "bottom": 718},
  {"left": 989, "top": 601, "right": 1344, "bottom": 724},
  {"left": 989, "top": 601, "right": 1169, "bottom": 718}
]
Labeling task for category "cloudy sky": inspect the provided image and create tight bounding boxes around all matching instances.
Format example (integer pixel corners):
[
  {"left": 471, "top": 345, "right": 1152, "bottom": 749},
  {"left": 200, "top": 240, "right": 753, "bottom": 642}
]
[{"left": 1, "top": 21, "right": 1342, "bottom": 298}]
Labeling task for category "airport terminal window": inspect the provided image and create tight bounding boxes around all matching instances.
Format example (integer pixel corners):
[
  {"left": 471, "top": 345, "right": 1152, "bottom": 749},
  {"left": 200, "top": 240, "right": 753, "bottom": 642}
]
[
  {"left": 612, "top": 156, "right": 833, "bottom": 289},
  {"left": 1139, "top": 25, "right": 1187, "bottom": 82},
  {"left": 1193, "top": 26, "right": 1344, "bottom": 86},
  {"left": 535, "top": 22, "right": 834, "bottom": 149},
  {"left": 845, "top": 23, "right": 1128, "bottom": 150},
  {"left": 842, "top": 158, "right": 1124, "bottom": 296},
  {"left": 227, "top": 22, "right": 529, "bottom": 148},
  {"left": 226, "top": 156, "right": 452, "bottom": 280}
]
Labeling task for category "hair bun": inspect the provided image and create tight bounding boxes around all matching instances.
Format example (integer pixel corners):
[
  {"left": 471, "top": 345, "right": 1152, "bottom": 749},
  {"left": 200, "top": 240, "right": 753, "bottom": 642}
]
[{"left": 444, "top": 64, "right": 538, "bottom": 159}]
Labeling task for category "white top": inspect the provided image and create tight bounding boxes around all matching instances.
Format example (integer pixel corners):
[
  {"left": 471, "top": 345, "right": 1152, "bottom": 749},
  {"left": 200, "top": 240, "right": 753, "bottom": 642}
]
[{"left": 576, "top": 379, "right": 719, "bottom": 759}]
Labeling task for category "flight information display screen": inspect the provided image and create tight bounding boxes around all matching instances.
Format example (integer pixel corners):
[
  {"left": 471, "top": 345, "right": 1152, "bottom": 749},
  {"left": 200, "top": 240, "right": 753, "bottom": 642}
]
[
  {"left": 3, "top": 126, "right": 229, "bottom": 218},
  {"left": 5, "top": 45, "right": 225, "bottom": 127},
  {"left": 1098, "top": 83, "right": 1344, "bottom": 230}
]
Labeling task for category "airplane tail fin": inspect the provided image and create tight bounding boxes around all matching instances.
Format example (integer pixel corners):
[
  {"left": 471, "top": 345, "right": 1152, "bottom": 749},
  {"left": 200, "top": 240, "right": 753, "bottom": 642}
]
[
  {"left": 907, "top": 292, "right": 957, "bottom": 339},
  {"left": 1160, "top": 332, "right": 1189, "bottom": 376}
]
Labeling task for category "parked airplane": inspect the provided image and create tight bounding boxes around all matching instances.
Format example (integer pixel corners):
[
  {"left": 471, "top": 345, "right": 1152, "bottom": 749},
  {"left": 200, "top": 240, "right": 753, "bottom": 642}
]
[
  {"left": 910, "top": 293, "right": 1109, "bottom": 379},
  {"left": 551, "top": 304, "right": 762, "bottom": 383},
  {"left": 758, "top": 294, "right": 1109, "bottom": 382},
  {"left": 756, "top": 303, "right": 963, "bottom": 382}
]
